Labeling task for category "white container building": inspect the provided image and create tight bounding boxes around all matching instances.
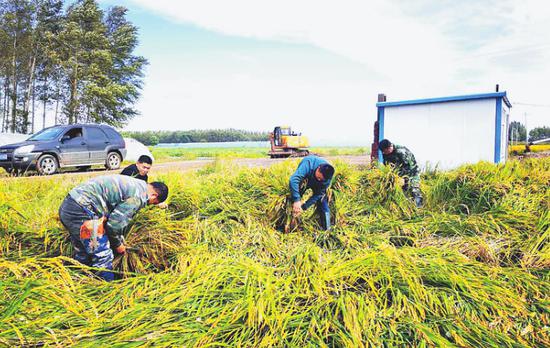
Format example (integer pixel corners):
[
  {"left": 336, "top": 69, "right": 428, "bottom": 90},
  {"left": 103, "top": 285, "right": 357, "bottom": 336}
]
[{"left": 376, "top": 91, "right": 512, "bottom": 170}]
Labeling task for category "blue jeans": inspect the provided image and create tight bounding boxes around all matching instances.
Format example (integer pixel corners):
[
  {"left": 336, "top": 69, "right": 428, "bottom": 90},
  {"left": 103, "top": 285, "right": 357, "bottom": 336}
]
[
  {"left": 314, "top": 196, "right": 331, "bottom": 231},
  {"left": 59, "top": 196, "right": 114, "bottom": 281}
]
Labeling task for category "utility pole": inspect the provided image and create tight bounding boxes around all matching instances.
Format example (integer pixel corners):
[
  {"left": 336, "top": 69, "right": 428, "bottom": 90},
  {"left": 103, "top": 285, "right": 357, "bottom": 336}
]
[{"left": 523, "top": 112, "right": 529, "bottom": 144}]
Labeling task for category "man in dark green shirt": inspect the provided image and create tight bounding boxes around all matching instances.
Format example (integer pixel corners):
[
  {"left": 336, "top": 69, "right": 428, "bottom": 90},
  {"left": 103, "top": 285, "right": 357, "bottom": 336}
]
[{"left": 379, "top": 139, "right": 423, "bottom": 207}]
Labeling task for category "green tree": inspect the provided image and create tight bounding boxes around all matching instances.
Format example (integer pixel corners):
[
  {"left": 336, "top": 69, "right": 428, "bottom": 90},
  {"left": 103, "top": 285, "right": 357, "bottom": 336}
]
[
  {"left": 122, "top": 129, "right": 269, "bottom": 145},
  {"left": 1, "top": 0, "right": 145, "bottom": 132},
  {"left": 508, "top": 121, "right": 526, "bottom": 142},
  {"left": 55, "top": 0, "right": 109, "bottom": 124},
  {"left": 100, "top": 6, "right": 147, "bottom": 127},
  {"left": 528, "top": 126, "right": 550, "bottom": 142},
  {"left": 0, "top": 0, "right": 35, "bottom": 133},
  {"left": 34, "top": 0, "right": 63, "bottom": 130}
]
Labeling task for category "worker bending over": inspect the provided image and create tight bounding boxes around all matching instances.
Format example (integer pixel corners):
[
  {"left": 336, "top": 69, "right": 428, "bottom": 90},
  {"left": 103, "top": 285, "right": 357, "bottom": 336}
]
[
  {"left": 58, "top": 175, "right": 169, "bottom": 281},
  {"left": 289, "top": 155, "right": 335, "bottom": 230},
  {"left": 379, "top": 139, "right": 423, "bottom": 207}
]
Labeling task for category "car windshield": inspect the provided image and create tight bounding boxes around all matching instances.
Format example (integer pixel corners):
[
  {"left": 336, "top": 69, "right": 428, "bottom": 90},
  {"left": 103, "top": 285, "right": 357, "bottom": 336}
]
[{"left": 27, "top": 126, "right": 65, "bottom": 141}]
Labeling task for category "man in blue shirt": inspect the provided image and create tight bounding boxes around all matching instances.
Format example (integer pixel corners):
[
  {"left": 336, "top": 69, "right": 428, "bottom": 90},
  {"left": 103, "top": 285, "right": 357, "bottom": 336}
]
[{"left": 289, "top": 155, "right": 335, "bottom": 230}]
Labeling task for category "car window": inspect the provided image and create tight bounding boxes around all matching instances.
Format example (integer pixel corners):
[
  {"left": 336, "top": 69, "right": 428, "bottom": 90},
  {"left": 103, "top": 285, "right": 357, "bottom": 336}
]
[
  {"left": 103, "top": 127, "right": 122, "bottom": 140},
  {"left": 64, "top": 127, "right": 83, "bottom": 139},
  {"left": 87, "top": 127, "right": 108, "bottom": 141},
  {"left": 28, "top": 126, "right": 64, "bottom": 141}
]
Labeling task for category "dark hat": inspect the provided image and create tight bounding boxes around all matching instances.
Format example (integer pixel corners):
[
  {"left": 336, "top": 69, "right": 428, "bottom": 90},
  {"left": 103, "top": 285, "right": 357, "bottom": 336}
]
[
  {"left": 318, "top": 163, "right": 335, "bottom": 181},
  {"left": 379, "top": 139, "right": 392, "bottom": 151}
]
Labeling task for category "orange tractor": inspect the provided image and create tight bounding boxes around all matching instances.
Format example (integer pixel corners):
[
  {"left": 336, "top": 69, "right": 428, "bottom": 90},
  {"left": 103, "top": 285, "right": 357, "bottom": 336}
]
[{"left": 268, "top": 126, "right": 310, "bottom": 158}]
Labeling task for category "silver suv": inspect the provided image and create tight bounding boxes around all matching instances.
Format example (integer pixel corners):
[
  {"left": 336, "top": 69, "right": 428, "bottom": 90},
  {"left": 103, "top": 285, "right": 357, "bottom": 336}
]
[{"left": 0, "top": 124, "right": 127, "bottom": 175}]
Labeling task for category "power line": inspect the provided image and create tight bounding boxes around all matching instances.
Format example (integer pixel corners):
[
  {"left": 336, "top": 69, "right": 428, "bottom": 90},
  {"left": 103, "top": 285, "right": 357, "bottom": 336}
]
[{"left": 513, "top": 102, "right": 550, "bottom": 108}]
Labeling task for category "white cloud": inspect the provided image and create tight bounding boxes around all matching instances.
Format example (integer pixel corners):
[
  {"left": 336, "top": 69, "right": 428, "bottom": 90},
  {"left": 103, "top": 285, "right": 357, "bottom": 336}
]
[
  {"left": 125, "top": 0, "right": 549, "bottom": 140},
  {"left": 131, "top": 0, "right": 459, "bottom": 85}
]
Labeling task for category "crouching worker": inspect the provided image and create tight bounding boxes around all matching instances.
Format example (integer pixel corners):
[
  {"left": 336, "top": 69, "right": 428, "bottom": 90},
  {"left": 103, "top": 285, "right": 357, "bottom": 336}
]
[
  {"left": 121, "top": 155, "right": 153, "bottom": 182},
  {"left": 379, "top": 139, "right": 423, "bottom": 207},
  {"left": 289, "top": 155, "right": 335, "bottom": 230},
  {"left": 58, "top": 175, "right": 169, "bottom": 281},
  {"left": 120, "top": 155, "right": 168, "bottom": 209}
]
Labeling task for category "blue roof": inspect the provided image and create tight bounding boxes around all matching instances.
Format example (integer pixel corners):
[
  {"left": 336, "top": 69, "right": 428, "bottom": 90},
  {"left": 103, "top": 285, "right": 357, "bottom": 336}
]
[{"left": 376, "top": 92, "right": 512, "bottom": 108}]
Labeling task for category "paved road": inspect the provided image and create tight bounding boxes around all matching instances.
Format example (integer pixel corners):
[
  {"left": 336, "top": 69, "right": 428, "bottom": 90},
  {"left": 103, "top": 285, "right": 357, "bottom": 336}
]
[{"left": 1, "top": 155, "right": 372, "bottom": 181}]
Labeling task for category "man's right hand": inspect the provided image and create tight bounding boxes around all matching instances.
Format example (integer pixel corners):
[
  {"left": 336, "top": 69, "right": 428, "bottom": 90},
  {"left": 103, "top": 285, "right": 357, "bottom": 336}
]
[
  {"left": 116, "top": 244, "right": 126, "bottom": 254},
  {"left": 292, "top": 201, "right": 303, "bottom": 217}
]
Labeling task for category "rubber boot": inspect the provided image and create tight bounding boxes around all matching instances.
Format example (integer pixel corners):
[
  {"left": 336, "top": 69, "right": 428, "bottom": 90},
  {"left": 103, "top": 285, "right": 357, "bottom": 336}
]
[
  {"left": 322, "top": 211, "right": 331, "bottom": 231},
  {"left": 414, "top": 194, "right": 423, "bottom": 208}
]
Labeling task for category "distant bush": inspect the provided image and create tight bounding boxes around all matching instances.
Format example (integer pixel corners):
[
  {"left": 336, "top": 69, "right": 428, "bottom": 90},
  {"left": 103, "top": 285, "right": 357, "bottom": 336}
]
[{"left": 122, "top": 129, "right": 268, "bottom": 145}]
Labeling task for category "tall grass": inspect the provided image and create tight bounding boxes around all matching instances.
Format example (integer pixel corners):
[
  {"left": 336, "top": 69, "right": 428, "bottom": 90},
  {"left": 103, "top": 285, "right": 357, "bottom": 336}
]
[{"left": 0, "top": 158, "right": 548, "bottom": 346}]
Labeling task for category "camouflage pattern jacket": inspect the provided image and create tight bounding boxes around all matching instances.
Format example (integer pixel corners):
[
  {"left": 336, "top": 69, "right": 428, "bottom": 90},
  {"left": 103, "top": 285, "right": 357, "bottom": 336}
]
[
  {"left": 69, "top": 175, "right": 148, "bottom": 248},
  {"left": 382, "top": 145, "right": 419, "bottom": 178}
]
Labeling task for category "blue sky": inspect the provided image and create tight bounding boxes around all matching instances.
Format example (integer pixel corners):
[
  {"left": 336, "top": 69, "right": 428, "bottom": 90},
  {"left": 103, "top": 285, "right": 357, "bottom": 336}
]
[{"left": 98, "top": 0, "right": 549, "bottom": 144}]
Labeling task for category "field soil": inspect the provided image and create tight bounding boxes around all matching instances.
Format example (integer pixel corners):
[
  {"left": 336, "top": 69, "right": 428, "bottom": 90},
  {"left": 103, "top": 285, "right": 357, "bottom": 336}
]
[{"left": 517, "top": 150, "right": 550, "bottom": 159}]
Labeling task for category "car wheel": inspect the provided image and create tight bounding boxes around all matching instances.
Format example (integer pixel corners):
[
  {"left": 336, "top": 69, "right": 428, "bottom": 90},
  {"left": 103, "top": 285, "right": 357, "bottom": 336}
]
[
  {"left": 37, "top": 154, "right": 59, "bottom": 175},
  {"left": 105, "top": 152, "right": 122, "bottom": 170}
]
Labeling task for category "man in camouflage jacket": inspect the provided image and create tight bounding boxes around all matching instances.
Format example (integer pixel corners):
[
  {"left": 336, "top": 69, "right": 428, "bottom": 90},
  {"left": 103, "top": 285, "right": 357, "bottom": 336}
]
[
  {"left": 58, "top": 175, "right": 168, "bottom": 280},
  {"left": 379, "top": 139, "right": 423, "bottom": 207}
]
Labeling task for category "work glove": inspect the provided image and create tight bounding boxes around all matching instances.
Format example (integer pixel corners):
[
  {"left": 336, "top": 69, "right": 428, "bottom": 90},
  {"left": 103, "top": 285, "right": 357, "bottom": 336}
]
[{"left": 116, "top": 244, "right": 126, "bottom": 254}]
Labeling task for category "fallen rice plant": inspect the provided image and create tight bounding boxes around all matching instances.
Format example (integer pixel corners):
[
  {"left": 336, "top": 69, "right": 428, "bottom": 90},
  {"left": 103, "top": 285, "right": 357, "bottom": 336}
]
[{"left": 0, "top": 158, "right": 548, "bottom": 346}]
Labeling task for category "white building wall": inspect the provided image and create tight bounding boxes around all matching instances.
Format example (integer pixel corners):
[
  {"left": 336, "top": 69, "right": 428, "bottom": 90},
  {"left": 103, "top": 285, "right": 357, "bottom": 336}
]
[{"left": 383, "top": 99, "right": 496, "bottom": 170}]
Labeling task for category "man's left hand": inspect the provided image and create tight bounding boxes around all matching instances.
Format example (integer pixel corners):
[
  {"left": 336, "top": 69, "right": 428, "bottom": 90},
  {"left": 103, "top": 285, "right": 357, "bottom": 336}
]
[{"left": 157, "top": 202, "right": 168, "bottom": 209}]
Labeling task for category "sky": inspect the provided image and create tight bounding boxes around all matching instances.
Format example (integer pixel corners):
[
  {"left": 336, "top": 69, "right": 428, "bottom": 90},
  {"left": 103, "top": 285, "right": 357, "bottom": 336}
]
[{"left": 97, "top": 0, "right": 549, "bottom": 145}]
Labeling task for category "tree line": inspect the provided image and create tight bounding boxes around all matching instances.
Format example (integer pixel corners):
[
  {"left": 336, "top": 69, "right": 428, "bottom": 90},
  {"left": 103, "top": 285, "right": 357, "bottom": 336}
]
[
  {"left": 122, "top": 129, "right": 269, "bottom": 146},
  {"left": 0, "top": 0, "right": 146, "bottom": 134},
  {"left": 509, "top": 122, "right": 550, "bottom": 142}
]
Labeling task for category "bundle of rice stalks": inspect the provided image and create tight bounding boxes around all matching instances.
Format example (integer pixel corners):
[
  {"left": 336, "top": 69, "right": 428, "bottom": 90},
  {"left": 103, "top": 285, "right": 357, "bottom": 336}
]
[
  {"left": 113, "top": 209, "right": 192, "bottom": 275},
  {"left": 427, "top": 159, "right": 550, "bottom": 215}
]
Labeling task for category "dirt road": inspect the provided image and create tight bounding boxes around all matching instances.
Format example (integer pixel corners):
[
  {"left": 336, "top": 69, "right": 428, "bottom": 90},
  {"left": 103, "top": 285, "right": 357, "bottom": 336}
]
[
  {"left": 1, "top": 155, "right": 372, "bottom": 181},
  {"left": 154, "top": 155, "right": 370, "bottom": 171}
]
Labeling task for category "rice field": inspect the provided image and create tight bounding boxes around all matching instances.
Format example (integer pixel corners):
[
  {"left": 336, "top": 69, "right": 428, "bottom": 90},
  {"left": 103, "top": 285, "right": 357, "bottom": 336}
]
[
  {"left": 149, "top": 146, "right": 368, "bottom": 162},
  {"left": 0, "top": 158, "right": 549, "bottom": 347},
  {"left": 509, "top": 144, "right": 550, "bottom": 155}
]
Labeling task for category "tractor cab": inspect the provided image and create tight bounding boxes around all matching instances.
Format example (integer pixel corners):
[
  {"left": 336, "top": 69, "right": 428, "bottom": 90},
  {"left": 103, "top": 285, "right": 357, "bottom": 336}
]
[{"left": 268, "top": 126, "right": 310, "bottom": 158}]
